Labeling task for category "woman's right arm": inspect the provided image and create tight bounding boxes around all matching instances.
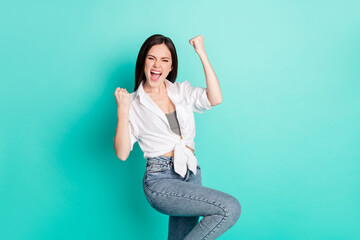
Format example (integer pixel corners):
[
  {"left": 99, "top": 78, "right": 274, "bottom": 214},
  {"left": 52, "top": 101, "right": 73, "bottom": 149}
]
[{"left": 114, "top": 87, "right": 131, "bottom": 161}]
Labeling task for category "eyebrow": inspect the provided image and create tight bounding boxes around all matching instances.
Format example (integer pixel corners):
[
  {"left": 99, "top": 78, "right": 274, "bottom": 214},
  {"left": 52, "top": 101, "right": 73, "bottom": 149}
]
[{"left": 147, "top": 54, "right": 170, "bottom": 59}]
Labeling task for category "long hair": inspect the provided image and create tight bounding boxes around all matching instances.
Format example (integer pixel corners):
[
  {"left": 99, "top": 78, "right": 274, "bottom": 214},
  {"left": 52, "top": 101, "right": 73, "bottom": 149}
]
[{"left": 134, "top": 34, "right": 178, "bottom": 91}]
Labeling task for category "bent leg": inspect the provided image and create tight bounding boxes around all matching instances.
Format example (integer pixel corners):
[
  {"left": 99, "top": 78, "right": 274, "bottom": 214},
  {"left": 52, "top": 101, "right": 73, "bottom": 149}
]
[{"left": 144, "top": 179, "right": 241, "bottom": 240}]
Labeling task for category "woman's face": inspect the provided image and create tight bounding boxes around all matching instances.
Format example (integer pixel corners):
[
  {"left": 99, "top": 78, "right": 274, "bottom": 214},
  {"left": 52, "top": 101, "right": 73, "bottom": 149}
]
[{"left": 144, "top": 43, "right": 173, "bottom": 87}]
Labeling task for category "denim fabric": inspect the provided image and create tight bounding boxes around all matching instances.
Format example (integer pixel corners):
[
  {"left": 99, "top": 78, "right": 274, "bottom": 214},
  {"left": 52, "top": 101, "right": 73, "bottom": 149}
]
[{"left": 143, "top": 156, "right": 241, "bottom": 240}]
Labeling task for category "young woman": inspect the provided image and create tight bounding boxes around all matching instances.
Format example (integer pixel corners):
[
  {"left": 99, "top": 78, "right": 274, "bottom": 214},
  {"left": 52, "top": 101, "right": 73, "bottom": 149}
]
[{"left": 114, "top": 34, "right": 241, "bottom": 240}]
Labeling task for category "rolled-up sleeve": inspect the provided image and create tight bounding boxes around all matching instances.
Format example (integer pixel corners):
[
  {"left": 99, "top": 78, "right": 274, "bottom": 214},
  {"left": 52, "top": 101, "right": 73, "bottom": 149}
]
[{"left": 181, "top": 80, "right": 212, "bottom": 113}]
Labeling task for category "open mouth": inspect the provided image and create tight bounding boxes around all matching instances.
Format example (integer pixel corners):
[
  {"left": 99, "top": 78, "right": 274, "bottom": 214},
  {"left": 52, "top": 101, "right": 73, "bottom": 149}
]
[{"left": 150, "top": 70, "right": 162, "bottom": 81}]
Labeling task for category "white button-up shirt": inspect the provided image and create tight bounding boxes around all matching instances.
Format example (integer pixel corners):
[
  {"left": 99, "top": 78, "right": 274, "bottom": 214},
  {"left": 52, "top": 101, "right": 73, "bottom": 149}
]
[{"left": 128, "top": 78, "right": 212, "bottom": 177}]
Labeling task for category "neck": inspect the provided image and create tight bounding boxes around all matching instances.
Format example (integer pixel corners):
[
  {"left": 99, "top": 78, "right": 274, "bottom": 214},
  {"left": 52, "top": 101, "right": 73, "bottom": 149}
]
[{"left": 143, "top": 80, "right": 167, "bottom": 95}]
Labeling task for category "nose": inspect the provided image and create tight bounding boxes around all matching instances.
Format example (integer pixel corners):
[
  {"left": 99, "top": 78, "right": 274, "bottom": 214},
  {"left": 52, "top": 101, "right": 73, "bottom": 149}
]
[{"left": 153, "top": 59, "right": 161, "bottom": 68}]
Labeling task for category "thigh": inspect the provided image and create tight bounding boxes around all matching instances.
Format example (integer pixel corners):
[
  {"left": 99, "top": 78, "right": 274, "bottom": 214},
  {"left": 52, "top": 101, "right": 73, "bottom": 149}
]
[{"left": 144, "top": 174, "right": 236, "bottom": 218}]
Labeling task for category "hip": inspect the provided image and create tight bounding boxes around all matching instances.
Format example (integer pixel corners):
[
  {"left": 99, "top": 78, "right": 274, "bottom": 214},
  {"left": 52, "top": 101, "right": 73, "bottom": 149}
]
[{"left": 143, "top": 155, "right": 201, "bottom": 190}]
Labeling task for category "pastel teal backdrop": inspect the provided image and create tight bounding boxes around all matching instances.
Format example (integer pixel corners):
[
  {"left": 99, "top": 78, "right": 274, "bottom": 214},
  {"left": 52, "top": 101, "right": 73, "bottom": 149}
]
[{"left": 1, "top": 0, "right": 359, "bottom": 239}]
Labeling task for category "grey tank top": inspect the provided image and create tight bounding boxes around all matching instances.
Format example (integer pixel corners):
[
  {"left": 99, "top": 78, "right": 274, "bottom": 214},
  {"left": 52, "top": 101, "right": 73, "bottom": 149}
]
[{"left": 165, "top": 110, "right": 181, "bottom": 136}]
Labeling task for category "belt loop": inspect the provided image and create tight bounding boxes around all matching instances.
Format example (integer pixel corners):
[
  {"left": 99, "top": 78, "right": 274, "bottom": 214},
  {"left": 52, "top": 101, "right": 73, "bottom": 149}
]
[{"left": 184, "top": 169, "right": 190, "bottom": 181}]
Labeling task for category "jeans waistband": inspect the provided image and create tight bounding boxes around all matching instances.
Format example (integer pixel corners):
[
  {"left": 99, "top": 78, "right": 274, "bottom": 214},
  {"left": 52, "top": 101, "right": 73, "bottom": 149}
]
[
  {"left": 146, "top": 155, "right": 192, "bottom": 181},
  {"left": 146, "top": 155, "right": 174, "bottom": 165}
]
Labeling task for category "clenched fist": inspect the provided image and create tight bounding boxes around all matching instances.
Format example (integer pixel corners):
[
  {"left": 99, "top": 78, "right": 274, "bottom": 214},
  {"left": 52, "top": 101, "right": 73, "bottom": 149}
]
[
  {"left": 189, "top": 35, "right": 206, "bottom": 56},
  {"left": 114, "top": 87, "right": 131, "bottom": 114}
]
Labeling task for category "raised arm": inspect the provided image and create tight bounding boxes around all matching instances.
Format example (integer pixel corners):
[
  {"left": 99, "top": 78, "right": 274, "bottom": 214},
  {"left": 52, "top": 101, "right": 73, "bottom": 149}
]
[
  {"left": 114, "top": 87, "right": 132, "bottom": 161},
  {"left": 189, "top": 35, "right": 223, "bottom": 106}
]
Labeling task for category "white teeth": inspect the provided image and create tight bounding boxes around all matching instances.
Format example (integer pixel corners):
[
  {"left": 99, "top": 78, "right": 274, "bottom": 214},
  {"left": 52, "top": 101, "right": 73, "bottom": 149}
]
[{"left": 151, "top": 71, "right": 161, "bottom": 74}]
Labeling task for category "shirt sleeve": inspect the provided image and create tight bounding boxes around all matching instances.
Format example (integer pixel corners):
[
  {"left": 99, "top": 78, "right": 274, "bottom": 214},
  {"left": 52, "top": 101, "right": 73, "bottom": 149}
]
[{"left": 181, "top": 80, "right": 212, "bottom": 113}]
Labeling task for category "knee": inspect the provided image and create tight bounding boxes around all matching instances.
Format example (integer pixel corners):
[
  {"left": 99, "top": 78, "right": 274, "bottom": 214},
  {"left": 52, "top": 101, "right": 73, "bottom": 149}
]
[{"left": 225, "top": 196, "right": 241, "bottom": 225}]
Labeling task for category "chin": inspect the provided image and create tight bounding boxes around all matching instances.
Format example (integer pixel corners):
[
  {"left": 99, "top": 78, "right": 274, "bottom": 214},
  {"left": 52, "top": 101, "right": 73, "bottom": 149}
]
[{"left": 146, "top": 76, "right": 164, "bottom": 86}]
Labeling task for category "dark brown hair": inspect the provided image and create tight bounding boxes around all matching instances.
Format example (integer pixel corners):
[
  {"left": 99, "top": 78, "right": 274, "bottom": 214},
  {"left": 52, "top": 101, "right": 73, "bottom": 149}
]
[{"left": 134, "top": 34, "right": 178, "bottom": 91}]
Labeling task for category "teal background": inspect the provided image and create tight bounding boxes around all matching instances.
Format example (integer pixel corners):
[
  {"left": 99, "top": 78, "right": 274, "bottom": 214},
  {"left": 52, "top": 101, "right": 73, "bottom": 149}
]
[{"left": 1, "top": 0, "right": 359, "bottom": 239}]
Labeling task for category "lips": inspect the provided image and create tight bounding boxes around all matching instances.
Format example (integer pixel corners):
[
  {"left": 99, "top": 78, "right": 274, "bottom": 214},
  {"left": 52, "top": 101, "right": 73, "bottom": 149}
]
[
  {"left": 150, "top": 70, "right": 162, "bottom": 81},
  {"left": 150, "top": 70, "right": 162, "bottom": 75}
]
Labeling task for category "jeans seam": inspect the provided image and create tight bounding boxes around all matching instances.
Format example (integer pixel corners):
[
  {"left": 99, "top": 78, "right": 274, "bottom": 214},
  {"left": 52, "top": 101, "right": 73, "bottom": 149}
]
[
  {"left": 203, "top": 214, "right": 228, "bottom": 240},
  {"left": 144, "top": 184, "right": 229, "bottom": 239},
  {"left": 169, "top": 216, "right": 175, "bottom": 240}
]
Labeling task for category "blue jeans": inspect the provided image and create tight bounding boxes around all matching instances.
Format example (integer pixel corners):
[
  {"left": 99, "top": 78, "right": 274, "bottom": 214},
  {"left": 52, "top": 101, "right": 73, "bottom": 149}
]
[{"left": 142, "top": 156, "right": 241, "bottom": 240}]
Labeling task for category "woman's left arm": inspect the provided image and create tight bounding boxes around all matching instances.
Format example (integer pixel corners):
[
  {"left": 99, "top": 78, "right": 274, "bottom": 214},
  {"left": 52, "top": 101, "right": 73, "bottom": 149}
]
[{"left": 189, "top": 35, "right": 223, "bottom": 106}]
